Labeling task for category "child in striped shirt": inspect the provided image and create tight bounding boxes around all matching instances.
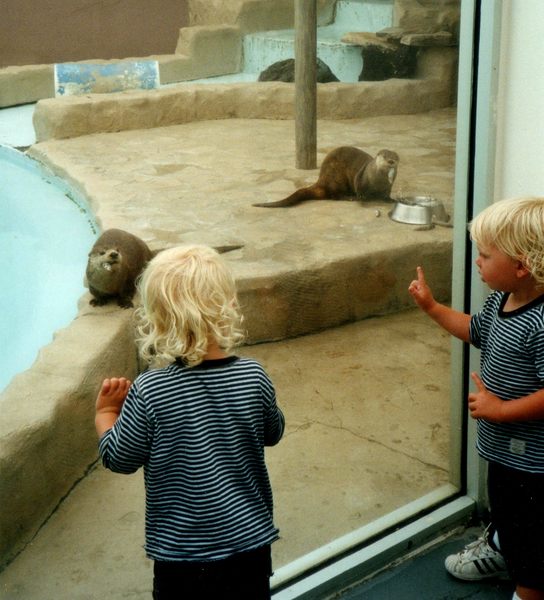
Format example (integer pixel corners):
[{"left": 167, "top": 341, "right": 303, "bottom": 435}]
[
  {"left": 95, "top": 244, "right": 285, "bottom": 599},
  {"left": 409, "top": 197, "right": 544, "bottom": 600}
]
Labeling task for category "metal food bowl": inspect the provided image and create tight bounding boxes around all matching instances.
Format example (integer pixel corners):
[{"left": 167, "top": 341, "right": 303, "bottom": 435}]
[{"left": 389, "top": 196, "right": 449, "bottom": 225}]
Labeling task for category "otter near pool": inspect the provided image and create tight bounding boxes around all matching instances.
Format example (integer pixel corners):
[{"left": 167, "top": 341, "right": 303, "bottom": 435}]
[
  {"left": 252, "top": 146, "right": 399, "bottom": 208},
  {"left": 85, "top": 228, "right": 153, "bottom": 308},
  {"left": 86, "top": 229, "right": 244, "bottom": 309}
]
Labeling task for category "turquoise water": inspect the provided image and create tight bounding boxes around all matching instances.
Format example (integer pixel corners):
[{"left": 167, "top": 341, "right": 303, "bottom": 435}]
[{"left": 0, "top": 145, "right": 98, "bottom": 392}]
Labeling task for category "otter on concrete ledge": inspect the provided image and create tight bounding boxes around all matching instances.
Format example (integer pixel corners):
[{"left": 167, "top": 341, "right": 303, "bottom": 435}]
[
  {"left": 85, "top": 228, "right": 153, "bottom": 309},
  {"left": 86, "top": 229, "right": 244, "bottom": 309},
  {"left": 252, "top": 146, "right": 399, "bottom": 208}
]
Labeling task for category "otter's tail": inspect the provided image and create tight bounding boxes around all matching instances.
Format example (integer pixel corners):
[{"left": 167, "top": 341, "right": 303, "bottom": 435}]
[{"left": 253, "top": 185, "right": 325, "bottom": 208}]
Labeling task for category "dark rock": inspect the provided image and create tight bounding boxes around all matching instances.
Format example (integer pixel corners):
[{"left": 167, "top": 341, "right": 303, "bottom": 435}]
[
  {"left": 360, "top": 44, "right": 418, "bottom": 81},
  {"left": 258, "top": 58, "right": 339, "bottom": 83},
  {"left": 341, "top": 32, "right": 418, "bottom": 81}
]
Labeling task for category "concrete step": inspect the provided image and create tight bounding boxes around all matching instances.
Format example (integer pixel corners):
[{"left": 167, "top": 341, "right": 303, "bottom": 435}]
[{"left": 333, "top": 0, "right": 394, "bottom": 32}]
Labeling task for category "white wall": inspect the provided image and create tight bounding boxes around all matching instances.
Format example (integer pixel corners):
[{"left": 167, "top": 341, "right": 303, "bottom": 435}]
[{"left": 495, "top": 0, "right": 544, "bottom": 199}]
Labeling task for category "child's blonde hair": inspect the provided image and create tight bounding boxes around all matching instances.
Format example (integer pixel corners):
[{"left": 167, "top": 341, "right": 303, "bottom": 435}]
[
  {"left": 470, "top": 197, "right": 544, "bottom": 286},
  {"left": 135, "top": 244, "right": 245, "bottom": 366}
]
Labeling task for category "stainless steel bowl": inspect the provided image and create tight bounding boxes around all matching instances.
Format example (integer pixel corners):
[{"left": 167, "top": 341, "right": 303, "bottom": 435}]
[
  {"left": 389, "top": 196, "right": 450, "bottom": 225},
  {"left": 389, "top": 201, "right": 433, "bottom": 225},
  {"left": 407, "top": 196, "right": 449, "bottom": 222}
]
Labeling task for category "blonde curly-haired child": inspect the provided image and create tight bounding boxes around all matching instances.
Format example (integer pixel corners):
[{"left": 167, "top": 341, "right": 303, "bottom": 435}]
[{"left": 96, "top": 244, "right": 285, "bottom": 599}]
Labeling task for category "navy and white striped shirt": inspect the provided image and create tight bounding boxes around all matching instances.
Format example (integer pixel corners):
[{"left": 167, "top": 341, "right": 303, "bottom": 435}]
[
  {"left": 470, "top": 291, "right": 544, "bottom": 473},
  {"left": 99, "top": 355, "right": 285, "bottom": 561}
]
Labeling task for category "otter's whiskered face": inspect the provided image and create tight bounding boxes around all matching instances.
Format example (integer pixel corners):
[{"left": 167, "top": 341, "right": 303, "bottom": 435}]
[
  {"left": 376, "top": 150, "right": 399, "bottom": 168},
  {"left": 93, "top": 247, "right": 122, "bottom": 271},
  {"left": 376, "top": 150, "right": 399, "bottom": 183}
]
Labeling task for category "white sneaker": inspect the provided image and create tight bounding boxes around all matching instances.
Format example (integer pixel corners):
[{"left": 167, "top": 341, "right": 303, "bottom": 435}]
[{"left": 445, "top": 527, "right": 509, "bottom": 581}]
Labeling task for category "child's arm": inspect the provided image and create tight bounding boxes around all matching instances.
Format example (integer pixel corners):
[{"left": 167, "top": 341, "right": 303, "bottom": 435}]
[
  {"left": 469, "top": 372, "right": 544, "bottom": 422},
  {"left": 408, "top": 266, "right": 471, "bottom": 343},
  {"left": 95, "top": 377, "right": 132, "bottom": 437}
]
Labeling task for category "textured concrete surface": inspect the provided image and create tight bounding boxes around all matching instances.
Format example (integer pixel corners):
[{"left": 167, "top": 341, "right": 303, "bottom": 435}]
[
  {"left": 0, "top": 308, "right": 139, "bottom": 568},
  {"left": 0, "top": 309, "right": 452, "bottom": 599},
  {"left": 0, "top": 108, "right": 456, "bottom": 585}
]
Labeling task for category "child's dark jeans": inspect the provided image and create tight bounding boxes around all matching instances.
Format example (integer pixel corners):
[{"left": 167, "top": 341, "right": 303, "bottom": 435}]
[
  {"left": 488, "top": 461, "right": 544, "bottom": 590},
  {"left": 153, "top": 544, "right": 272, "bottom": 599}
]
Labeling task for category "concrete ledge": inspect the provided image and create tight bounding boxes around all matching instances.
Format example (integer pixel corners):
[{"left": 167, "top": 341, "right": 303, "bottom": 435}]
[
  {"left": 239, "top": 240, "right": 452, "bottom": 343},
  {"left": 0, "top": 65, "right": 54, "bottom": 108},
  {"left": 33, "top": 52, "right": 457, "bottom": 142},
  {"left": 0, "top": 307, "right": 138, "bottom": 568},
  {"left": 164, "top": 25, "right": 243, "bottom": 83}
]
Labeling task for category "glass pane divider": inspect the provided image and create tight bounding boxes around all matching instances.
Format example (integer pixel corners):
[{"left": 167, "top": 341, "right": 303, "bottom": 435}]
[{"left": 272, "top": 485, "right": 472, "bottom": 597}]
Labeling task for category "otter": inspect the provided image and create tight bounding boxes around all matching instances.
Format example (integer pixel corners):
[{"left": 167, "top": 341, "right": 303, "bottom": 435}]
[
  {"left": 252, "top": 146, "right": 399, "bottom": 208},
  {"left": 85, "top": 228, "right": 153, "bottom": 308},
  {"left": 86, "top": 229, "right": 244, "bottom": 308}
]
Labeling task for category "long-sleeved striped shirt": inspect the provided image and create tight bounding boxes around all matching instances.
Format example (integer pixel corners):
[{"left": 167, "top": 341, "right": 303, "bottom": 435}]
[
  {"left": 470, "top": 291, "right": 544, "bottom": 473},
  {"left": 99, "top": 355, "right": 285, "bottom": 561}
]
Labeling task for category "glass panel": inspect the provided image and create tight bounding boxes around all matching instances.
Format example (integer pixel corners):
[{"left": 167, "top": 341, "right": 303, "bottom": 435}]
[{"left": 238, "top": 0, "right": 472, "bottom": 580}]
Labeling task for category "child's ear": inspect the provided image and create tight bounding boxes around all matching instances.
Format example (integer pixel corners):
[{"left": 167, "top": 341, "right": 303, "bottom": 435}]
[{"left": 516, "top": 259, "right": 531, "bottom": 278}]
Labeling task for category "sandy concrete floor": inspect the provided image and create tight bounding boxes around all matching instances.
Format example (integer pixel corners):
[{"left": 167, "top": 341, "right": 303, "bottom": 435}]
[
  {"left": 0, "top": 309, "right": 451, "bottom": 599},
  {"left": 27, "top": 109, "right": 455, "bottom": 281}
]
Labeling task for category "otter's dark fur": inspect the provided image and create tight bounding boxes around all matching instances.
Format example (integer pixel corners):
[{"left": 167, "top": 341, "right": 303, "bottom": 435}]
[
  {"left": 253, "top": 146, "right": 399, "bottom": 208},
  {"left": 85, "top": 228, "right": 153, "bottom": 308},
  {"left": 86, "top": 229, "right": 244, "bottom": 309}
]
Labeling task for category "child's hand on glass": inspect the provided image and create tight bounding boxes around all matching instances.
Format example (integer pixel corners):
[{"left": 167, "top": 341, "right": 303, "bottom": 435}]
[{"left": 96, "top": 377, "right": 132, "bottom": 418}]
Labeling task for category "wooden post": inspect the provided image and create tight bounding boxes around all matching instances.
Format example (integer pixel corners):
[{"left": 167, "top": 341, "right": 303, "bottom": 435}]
[{"left": 295, "top": 0, "right": 317, "bottom": 169}]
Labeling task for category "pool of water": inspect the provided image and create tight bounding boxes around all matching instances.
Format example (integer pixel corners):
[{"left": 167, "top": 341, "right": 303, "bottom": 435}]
[
  {"left": 0, "top": 104, "right": 36, "bottom": 147},
  {"left": 0, "top": 145, "right": 98, "bottom": 392}
]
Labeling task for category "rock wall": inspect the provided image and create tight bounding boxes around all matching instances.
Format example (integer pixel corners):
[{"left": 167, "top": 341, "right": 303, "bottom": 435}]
[
  {"left": 187, "top": 0, "right": 336, "bottom": 32},
  {"left": 0, "top": 307, "right": 138, "bottom": 569},
  {"left": 394, "top": 0, "right": 461, "bottom": 39}
]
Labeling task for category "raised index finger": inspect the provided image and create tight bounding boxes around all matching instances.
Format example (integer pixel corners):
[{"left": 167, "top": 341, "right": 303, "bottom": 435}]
[{"left": 416, "top": 266, "right": 426, "bottom": 283}]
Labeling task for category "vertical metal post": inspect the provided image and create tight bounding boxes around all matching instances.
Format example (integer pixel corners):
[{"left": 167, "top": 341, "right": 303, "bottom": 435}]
[
  {"left": 295, "top": 0, "right": 317, "bottom": 169},
  {"left": 465, "top": 0, "right": 503, "bottom": 510}
]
